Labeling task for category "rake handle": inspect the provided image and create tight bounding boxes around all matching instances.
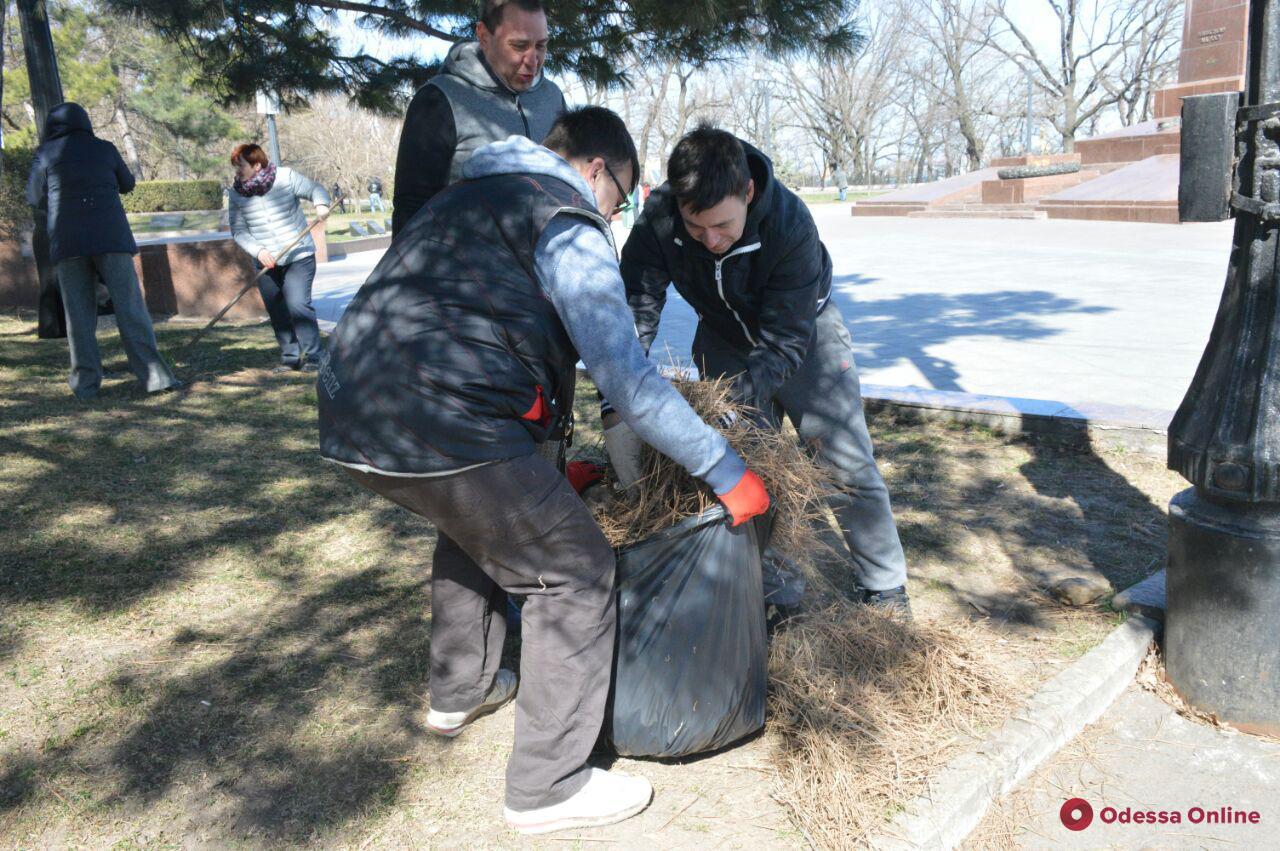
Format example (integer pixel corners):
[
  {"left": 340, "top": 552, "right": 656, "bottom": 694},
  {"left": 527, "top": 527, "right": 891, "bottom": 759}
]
[{"left": 177, "top": 216, "right": 326, "bottom": 359}]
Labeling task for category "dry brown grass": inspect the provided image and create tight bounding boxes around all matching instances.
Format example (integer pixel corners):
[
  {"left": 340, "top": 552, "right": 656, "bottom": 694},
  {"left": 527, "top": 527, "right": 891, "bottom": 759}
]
[
  {"left": 593, "top": 377, "right": 834, "bottom": 561},
  {"left": 766, "top": 604, "right": 1015, "bottom": 849}
]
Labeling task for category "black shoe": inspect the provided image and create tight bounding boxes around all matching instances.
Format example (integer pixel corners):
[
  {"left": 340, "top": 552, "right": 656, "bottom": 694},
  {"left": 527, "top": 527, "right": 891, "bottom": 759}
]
[
  {"left": 271, "top": 364, "right": 299, "bottom": 374},
  {"left": 299, "top": 361, "right": 319, "bottom": 373},
  {"left": 862, "top": 585, "right": 913, "bottom": 619}
]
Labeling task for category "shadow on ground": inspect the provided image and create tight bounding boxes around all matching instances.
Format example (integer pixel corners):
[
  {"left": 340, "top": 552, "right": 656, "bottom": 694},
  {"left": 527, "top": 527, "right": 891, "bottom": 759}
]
[
  {"left": 839, "top": 288, "right": 1112, "bottom": 392},
  {"left": 869, "top": 411, "right": 1178, "bottom": 631},
  {"left": 0, "top": 318, "right": 461, "bottom": 842},
  {"left": 0, "top": 314, "right": 1186, "bottom": 845}
]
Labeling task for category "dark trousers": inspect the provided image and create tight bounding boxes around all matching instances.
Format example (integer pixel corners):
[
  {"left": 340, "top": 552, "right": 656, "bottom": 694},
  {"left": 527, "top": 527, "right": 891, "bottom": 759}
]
[
  {"left": 257, "top": 255, "right": 320, "bottom": 366},
  {"left": 344, "top": 453, "right": 616, "bottom": 810},
  {"left": 694, "top": 304, "right": 908, "bottom": 591}
]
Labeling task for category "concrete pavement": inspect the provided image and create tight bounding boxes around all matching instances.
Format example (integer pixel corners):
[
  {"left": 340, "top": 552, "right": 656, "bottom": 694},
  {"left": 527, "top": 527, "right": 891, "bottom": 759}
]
[
  {"left": 313, "top": 211, "right": 1237, "bottom": 423},
  {"left": 997, "top": 684, "right": 1280, "bottom": 848}
]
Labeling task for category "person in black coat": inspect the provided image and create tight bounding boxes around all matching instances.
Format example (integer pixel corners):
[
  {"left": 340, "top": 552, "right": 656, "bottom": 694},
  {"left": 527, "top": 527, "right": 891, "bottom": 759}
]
[{"left": 26, "top": 102, "right": 179, "bottom": 399}]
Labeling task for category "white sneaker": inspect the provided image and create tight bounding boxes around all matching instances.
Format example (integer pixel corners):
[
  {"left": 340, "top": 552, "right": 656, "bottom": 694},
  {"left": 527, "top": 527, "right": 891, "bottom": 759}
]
[
  {"left": 504, "top": 768, "right": 653, "bottom": 835},
  {"left": 425, "top": 669, "right": 517, "bottom": 737}
]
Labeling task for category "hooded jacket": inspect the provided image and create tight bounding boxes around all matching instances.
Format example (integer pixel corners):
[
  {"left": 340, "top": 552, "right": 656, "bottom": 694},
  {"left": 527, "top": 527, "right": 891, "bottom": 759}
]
[
  {"left": 619, "top": 140, "right": 833, "bottom": 410},
  {"left": 26, "top": 103, "right": 138, "bottom": 264},
  {"left": 390, "top": 40, "right": 567, "bottom": 235},
  {"left": 318, "top": 136, "right": 744, "bottom": 492}
]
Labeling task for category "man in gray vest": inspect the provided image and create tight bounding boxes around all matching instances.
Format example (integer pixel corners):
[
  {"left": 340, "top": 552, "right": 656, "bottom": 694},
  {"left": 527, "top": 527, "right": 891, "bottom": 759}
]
[
  {"left": 391, "top": 0, "right": 566, "bottom": 235},
  {"left": 320, "top": 107, "right": 770, "bottom": 834}
]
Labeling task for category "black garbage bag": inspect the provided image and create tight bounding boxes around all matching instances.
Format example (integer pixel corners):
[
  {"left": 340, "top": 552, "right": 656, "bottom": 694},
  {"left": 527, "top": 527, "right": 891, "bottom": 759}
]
[{"left": 606, "top": 506, "right": 769, "bottom": 757}]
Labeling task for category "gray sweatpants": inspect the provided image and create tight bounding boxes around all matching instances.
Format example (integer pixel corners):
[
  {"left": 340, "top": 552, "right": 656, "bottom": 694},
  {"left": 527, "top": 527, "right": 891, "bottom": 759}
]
[
  {"left": 693, "top": 304, "right": 908, "bottom": 591},
  {"left": 56, "top": 253, "right": 178, "bottom": 400},
  {"left": 344, "top": 453, "right": 615, "bottom": 811}
]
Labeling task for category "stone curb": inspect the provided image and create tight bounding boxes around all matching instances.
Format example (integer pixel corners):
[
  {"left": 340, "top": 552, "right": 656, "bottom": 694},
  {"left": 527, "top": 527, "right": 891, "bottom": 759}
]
[
  {"left": 869, "top": 615, "right": 1161, "bottom": 850},
  {"left": 1112, "top": 568, "right": 1167, "bottom": 622},
  {"left": 860, "top": 384, "right": 1171, "bottom": 456}
]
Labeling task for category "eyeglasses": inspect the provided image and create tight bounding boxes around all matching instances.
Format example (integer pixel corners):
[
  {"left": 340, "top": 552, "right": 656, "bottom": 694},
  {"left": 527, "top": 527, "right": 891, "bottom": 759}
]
[{"left": 602, "top": 161, "right": 634, "bottom": 216}]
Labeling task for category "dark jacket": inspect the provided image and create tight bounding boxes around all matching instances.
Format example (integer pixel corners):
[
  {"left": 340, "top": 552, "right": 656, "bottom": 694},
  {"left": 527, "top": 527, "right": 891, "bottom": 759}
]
[
  {"left": 26, "top": 102, "right": 138, "bottom": 264},
  {"left": 317, "top": 171, "right": 607, "bottom": 475},
  {"left": 620, "top": 140, "right": 833, "bottom": 410},
  {"left": 391, "top": 41, "right": 567, "bottom": 236}
]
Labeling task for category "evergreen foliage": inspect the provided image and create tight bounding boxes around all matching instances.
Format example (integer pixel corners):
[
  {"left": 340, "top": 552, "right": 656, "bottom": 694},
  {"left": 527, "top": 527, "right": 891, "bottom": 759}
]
[
  {"left": 99, "top": 0, "right": 863, "bottom": 110},
  {"left": 120, "top": 179, "right": 223, "bottom": 213},
  {"left": 0, "top": 147, "right": 36, "bottom": 236}
]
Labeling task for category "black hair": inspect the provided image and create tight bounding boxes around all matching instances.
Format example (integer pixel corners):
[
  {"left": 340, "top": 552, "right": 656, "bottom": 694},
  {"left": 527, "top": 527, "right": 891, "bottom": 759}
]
[
  {"left": 542, "top": 106, "right": 640, "bottom": 193},
  {"left": 667, "top": 124, "right": 750, "bottom": 213},
  {"left": 479, "top": 0, "right": 545, "bottom": 31}
]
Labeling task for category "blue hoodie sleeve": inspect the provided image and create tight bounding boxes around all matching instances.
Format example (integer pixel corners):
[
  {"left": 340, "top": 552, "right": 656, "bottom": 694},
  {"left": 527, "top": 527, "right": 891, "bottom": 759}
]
[{"left": 535, "top": 214, "right": 746, "bottom": 495}]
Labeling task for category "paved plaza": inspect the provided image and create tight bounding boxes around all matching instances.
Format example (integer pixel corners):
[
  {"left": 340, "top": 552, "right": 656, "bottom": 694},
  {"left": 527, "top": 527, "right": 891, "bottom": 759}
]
[
  {"left": 1007, "top": 684, "right": 1280, "bottom": 848},
  {"left": 314, "top": 211, "right": 1236, "bottom": 423}
]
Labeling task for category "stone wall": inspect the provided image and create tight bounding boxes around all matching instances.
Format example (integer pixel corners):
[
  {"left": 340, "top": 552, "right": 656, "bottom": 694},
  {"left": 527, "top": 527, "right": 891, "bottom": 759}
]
[{"left": 0, "top": 232, "right": 266, "bottom": 319}]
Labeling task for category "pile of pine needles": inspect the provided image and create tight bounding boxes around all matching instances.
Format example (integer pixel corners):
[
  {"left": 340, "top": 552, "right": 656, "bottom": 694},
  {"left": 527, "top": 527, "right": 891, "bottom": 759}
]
[{"left": 767, "top": 603, "right": 1013, "bottom": 847}]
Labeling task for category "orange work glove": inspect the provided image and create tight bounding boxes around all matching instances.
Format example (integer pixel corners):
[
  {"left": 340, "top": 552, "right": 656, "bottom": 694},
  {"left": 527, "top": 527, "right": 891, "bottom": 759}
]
[{"left": 717, "top": 469, "right": 770, "bottom": 527}]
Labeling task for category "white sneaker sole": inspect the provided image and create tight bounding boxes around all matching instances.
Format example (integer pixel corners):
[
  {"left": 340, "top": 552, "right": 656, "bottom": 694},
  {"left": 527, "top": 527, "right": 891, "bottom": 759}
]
[
  {"left": 505, "top": 789, "right": 653, "bottom": 835},
  {"left": 426, "top": 686, "right": 517, "bottom": 738}
]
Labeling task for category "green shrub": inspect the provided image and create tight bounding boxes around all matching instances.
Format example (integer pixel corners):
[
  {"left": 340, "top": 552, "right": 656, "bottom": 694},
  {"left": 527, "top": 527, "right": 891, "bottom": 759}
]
[
  {"left": 121, "top": 180, "right": 223, "bottom": 213},
  {"left": 0, "top": 147, "right": 36, "bottom": 238}
]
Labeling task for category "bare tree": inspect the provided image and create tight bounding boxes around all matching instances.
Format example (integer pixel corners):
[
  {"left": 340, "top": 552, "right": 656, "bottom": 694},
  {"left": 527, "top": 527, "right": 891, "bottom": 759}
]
[
  {"left": 780, "top": 7, "right": 906, "bottom": 184},
  {"left": 905, "top": 0, "right": 1001, "bottom": 170},
  {"left": 279, "top": 93, "right": 399, "bottom": 190},
  {"left": 990, "top": 0, "right": 1185, "bottom": 152},
  {"left": 1104, "top": 0, "right": 1183, "bottom": 125},
  {"left": 603, "top": 57, "right": 724, "bottom": 182}
]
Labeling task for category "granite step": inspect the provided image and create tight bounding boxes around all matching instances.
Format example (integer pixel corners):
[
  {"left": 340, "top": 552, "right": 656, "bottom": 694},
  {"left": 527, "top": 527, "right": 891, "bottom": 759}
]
[
  {"left": 907, "top": 208, "right": 1048, "bottom": 220},
  {"left": 929, "top": 203, "right": 1041, "bottom": 212}
]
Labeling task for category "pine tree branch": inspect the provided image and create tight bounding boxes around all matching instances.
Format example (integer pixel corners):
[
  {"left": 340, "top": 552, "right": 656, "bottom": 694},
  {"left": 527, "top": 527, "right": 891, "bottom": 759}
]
[{"left": 305, "top": 0, "right": 458, "bottom": 42}]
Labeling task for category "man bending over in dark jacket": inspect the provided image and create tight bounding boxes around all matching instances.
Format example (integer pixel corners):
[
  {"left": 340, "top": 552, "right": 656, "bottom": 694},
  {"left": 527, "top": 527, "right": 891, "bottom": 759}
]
[
  {"left": 620, "top": 124, "right": 911, "bottom": 614},
  {"left": 317, "top": 108, "right": 770, "bottom": 834}
]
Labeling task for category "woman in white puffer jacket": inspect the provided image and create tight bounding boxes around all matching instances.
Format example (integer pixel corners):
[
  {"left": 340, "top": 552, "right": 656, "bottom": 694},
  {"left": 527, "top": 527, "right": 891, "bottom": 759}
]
[{"left": 228, "top": 143, "right": 330, "bottom": 371}]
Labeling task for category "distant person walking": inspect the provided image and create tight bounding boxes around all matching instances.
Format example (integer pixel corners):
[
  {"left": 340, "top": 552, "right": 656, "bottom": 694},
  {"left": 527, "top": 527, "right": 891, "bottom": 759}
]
[
  {"left": 833, "top": 163, "right": 848, "bottom": 202},
  {"left": 25, "top": 102, "right": 180, "bottom": 400},
  {"left": 227, "top": 143, "right": 330, "bottom": 372},
  {"left": 367, "top": 176, "right": 386, "bottom": 213},
  {"left": 331, "top": 181, "right": 347, "bottom": 214}
]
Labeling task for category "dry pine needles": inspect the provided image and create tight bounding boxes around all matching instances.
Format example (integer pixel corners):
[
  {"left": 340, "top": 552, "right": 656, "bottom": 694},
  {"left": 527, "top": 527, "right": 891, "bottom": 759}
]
[
  {"left": 767, "top": 603, "right": 1014, "bottom": 848},
  {"left": 593, "top": 377, "right": 834, "bottom": 559}
]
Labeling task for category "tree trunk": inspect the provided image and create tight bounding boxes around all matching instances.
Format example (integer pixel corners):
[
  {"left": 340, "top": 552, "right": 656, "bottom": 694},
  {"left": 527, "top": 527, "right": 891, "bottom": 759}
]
[
  {"left": 956, "top": 109, "right": 983, "bottom": 170},
  {"left": 1, "top": 0, "right": 7, "bottom": 160},
  {"left": 674, "top": 68, "right": 694, "bottom": 141},
  {"left": 1062, "top": 91, "right": 1078, "bottom": 153},
  {"left": 113, "top": 101, "right": 145, "bottom": 179}
]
